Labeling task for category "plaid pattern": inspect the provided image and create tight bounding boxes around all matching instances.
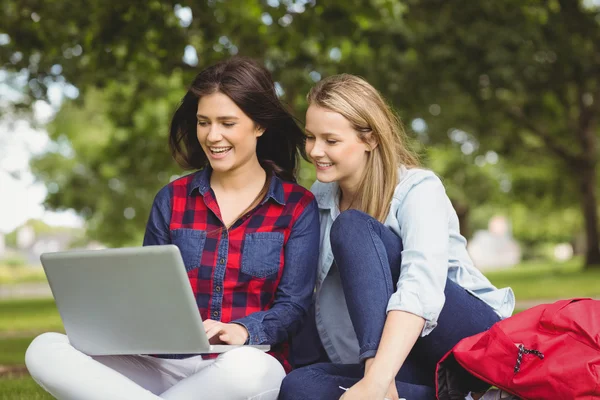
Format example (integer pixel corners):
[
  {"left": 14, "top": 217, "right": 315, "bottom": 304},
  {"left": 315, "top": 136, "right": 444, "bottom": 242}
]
[{"left": 145, "top": 168, "right": 316, "bottom": 370}]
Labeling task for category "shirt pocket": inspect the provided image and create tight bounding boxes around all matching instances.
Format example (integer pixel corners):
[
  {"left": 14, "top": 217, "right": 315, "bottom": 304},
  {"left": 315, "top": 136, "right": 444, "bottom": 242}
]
[
  {"left": 241, "top": 232, "right": 284, "bottom": 278},
  {"left": 170, "top": 228, "right": 207, "bottom": 272}
]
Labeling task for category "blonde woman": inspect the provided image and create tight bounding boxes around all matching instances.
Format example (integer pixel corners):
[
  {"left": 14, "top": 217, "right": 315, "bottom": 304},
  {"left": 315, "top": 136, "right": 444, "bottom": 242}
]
[{"left": 280, "top": 75, "right": 515, "bottom": 400}]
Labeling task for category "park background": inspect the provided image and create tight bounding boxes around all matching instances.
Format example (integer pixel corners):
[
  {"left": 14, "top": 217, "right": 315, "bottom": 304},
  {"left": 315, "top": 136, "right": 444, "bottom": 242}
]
[{"left": 1, "top": 0, "right": 600, "bottom": 398}]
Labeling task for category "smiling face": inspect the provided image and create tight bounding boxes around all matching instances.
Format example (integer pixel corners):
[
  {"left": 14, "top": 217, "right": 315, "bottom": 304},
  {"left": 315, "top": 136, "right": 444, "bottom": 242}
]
[
  {"left": 196, "top": 91, "right": 264, "bottom": 175},
  {"left": 304, "top": 104, "right": 371, "bottom": 190}
]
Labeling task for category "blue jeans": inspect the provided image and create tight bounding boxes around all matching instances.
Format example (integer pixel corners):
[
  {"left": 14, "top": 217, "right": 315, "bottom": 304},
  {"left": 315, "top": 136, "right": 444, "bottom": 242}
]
[{"left": 280, "top": 210, "right": 500, "bottom": 400}]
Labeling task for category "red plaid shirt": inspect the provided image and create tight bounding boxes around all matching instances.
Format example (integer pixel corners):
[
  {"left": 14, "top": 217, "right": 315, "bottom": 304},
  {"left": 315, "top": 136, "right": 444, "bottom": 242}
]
[{"left": 143, "top": 168, "right": 320, "bottom": 370}]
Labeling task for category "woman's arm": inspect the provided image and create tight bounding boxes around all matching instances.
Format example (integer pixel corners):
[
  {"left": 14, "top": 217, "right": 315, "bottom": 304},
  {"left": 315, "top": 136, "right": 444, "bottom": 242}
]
[
  {"left": 385, "top": 175, "right": 450, "bottom": 337},
  {"left": 366, "top": 311, "right": 425, "bottom": 388},
  {"left": 143, "top": 185, "right": 172, "bottom": 246},
  {"left": 232, "top": 197, "right": 320, "bottom": 344}
]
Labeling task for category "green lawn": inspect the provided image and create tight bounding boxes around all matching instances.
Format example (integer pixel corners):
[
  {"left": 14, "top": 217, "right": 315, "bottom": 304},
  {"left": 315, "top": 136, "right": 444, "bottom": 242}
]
[
  {"left": 0, "top": 298, "right": 63, "bottom": 333},
  {"left": 0, "top": 337, "right": 37, "bottom": 365},
  {"left": 0, "top": 265, "right": 47, "bottom": 285},
  {"left": 0, "top": 376, "right": 54, "bottom": 400},
  {"left": 0, "top": 334, "right": 57, "bottom": 398},
  {"left": 485, "top": 258, "right": 600, "bottom": 300},
  {"left": 0, "top": 298, "right": 63, "bottom": 398},
  {"left": 0, "top": 258, "right": 598, "bottom": 396}
]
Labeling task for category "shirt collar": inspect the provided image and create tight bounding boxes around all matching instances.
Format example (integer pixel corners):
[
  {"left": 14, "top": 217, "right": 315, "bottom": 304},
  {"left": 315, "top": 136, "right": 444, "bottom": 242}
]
[
  {"left": 314, "top": 165, "right": 408, "bottom": 211},
  {"left": 314, "top": 181, "right": 339, "bottom": 210},
  {"left": 189, "top": 167, "right": 286, "bottom": 205}
]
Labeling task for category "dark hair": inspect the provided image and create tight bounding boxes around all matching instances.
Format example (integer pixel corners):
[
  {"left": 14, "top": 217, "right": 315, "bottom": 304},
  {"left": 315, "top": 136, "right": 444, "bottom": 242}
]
[{"left": 169, "top": 56, "right": 305, "bottom": 182}]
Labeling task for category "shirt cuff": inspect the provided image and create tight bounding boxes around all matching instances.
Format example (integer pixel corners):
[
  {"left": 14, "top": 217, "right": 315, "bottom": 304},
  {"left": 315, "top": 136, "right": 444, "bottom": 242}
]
[
  {"left": 386, "top": 290, "right": 440, "bottom": 336},
  {"left": 231, "top": 316, "right": 266, "bottom": 345}
]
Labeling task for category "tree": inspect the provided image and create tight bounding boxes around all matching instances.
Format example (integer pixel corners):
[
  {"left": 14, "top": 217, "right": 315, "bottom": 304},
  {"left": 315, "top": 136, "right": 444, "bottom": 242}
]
[
  {"left": 3, "top": 0, "right": 420, "bottom": 245},
  {"left": 402, "top": 0, "right": 600, "bottom": 267},
  {"left": 424, "top": 144, "right": 505, "bottom": 239},
  {"left": 3, "top": 0, "right": 597, "bottom": 261},
  {"left": 30, "top": 77, "right": 186, "bottom": 245}
]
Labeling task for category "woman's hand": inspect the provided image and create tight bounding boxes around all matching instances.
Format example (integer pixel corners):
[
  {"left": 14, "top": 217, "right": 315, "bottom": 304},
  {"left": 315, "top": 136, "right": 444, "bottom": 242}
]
[{"left": 203, "top": 320, "right": 249, "bottom": 345}]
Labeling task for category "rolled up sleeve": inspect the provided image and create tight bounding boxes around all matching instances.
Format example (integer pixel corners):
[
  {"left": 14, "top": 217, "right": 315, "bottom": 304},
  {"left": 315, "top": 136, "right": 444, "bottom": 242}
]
[{"left": 386, "top": 176, "right": 449, "bottom": 336}]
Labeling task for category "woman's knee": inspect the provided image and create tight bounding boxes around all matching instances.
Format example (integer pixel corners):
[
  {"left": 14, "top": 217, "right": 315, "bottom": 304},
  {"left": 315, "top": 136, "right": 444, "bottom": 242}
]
[
  {"left": 330, "top": 210, "right": 371, "bottom": 250},
  {"left": 25, "top": 332, "right": 69, "bottom": 381},
  {"left": 280, "top": 364, "right": 340, "bottom": 400},
  {"left": 217, "top": 347, "right": 285, "bottom": 396},
  {"left": 279, "top": 367, "right": 313, "bottom": 400}
]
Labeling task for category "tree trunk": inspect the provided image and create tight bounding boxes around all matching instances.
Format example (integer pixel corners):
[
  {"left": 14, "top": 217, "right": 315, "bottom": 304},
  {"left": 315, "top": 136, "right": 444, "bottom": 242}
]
[
  {"left": 578, "top": 163, "right": 600, "bottom": 268},
  {"left": 574, "top": 96, "right": 600, "bottom": 268},
  {"left": 452, "top": 201, "right": 471, "bottom": 240}
]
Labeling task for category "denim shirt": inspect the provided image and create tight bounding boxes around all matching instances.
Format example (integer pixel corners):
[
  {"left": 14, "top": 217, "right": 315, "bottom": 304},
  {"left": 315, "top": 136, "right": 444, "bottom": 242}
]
[{"left": 312, "top": 167, "right": 515, "bottom": 363}]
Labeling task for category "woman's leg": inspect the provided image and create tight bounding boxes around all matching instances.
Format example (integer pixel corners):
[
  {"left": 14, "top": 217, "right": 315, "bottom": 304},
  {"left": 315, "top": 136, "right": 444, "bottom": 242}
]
[
  {"left": 25, "top": 332, "right": 190, "bottom": 400},
  {"left": 160, "top": 347, "right": 286, "bottom": 400},
  {"left": 27, "top": 333, "right": 285, "bottom": 400},
  {"left": 279, "top": 362, "right": 436, "bottom": 400},
  {"left": 330, "top": 210, "right": 403, "bottom": 362},
  {"left": 330, "top": 209, "right": 500, "bottom": 382}
]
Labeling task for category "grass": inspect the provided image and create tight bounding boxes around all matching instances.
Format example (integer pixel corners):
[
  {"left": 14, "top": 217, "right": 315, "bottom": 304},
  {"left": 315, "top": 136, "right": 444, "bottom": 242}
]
[
  {"left": 485, "top": 258, "right": 600, "bottom": 301},
  {"left": 0, "top": 298, "right": 63, "bottom": 333},
  {"left": 0, "top": 337, "right": 37, "bottom": 365},
  {"left": 0, "top": 298, "right": 62, "bottom": 398},
  {"left": 0, "top": 265, "right": 47, "bottom": 285},
  {"left": 0, "top": 337, "right": 55, "bottom": 398},
  {"left": 0, "top": 376, "right": 54, "bottom": 399}
]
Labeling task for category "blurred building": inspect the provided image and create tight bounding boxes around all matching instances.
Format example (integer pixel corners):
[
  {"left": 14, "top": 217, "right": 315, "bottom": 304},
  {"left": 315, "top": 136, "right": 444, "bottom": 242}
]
[
  {"left": 2, "top": 221, "right": 105, "bottom": 266},
  {"left": 553, "top": 243, "right": 573, "bottom": 262},
  {"left": 468, "top": 215, "right": 521, "bottom": 271}
]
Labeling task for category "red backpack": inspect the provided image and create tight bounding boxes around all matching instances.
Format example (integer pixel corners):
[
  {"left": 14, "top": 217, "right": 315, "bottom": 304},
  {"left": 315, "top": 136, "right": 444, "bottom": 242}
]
[{"left": 436, "top": 298, "right": 600, "bottom": 400}]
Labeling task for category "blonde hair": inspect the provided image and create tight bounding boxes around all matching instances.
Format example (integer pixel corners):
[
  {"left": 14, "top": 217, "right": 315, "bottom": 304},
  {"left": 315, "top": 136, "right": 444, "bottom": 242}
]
[{"left": 307, "top": 74, "right": 419, "bottom": 222}]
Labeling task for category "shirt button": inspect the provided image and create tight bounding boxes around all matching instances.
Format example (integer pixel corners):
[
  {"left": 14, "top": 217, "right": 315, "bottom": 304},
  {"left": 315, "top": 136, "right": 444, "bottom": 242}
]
[
  {"left": 219, "top": 258, "right": 225, "bottom": 264},
  {"left": 213, "top": 311, "right": 219, "bottom": 317},
  {"left": 215, "top": 286, "right": 221, "bottom": 292}
]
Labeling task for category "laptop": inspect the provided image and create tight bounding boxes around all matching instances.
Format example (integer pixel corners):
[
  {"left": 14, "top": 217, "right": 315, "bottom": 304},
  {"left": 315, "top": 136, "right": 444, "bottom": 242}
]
[{"left": 40, "top": 244, "right": 270, "bottom": 356}]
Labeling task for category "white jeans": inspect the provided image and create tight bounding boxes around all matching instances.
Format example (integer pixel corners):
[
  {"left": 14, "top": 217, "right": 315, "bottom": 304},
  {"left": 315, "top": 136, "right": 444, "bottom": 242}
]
[{"left": 25, "top": 332, "right": 286, "bottom": 400}]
